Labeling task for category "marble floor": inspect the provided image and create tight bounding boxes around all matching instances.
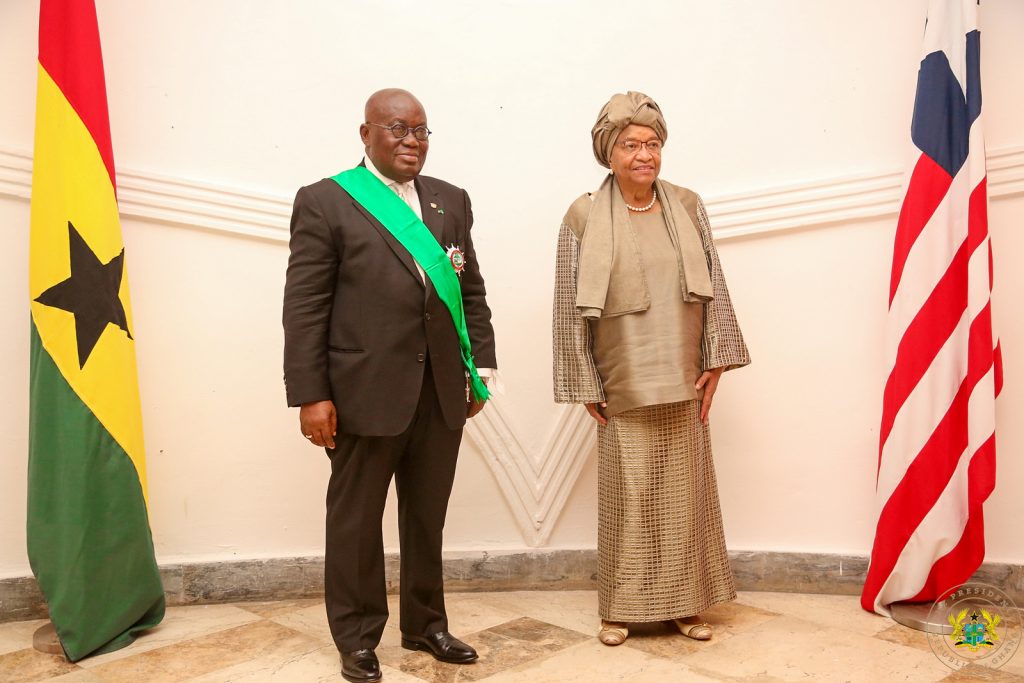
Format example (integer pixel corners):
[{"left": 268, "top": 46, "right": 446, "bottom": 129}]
[{"left": 1, "top": 590, "right": 1022, "bottom": 682}]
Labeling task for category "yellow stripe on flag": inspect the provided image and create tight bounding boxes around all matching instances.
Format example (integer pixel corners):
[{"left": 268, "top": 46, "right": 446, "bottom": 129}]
[{"left": 29, "top": 65, "right": 147, "bottom": 494}]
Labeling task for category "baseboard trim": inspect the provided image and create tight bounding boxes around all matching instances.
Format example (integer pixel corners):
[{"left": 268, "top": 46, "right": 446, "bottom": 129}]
[{"left": 3, "top": 550, "right": 1021, "bottom": 623}]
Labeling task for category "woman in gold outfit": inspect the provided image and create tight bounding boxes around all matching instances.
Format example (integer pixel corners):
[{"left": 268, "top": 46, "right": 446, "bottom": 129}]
[{"left": 552, "top": 91, "right": 750, "bottom": 645}]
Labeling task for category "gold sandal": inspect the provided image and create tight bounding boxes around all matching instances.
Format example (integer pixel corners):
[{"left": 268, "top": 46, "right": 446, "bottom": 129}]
[
  {"left": 673, "top": 618, "right": 712, "bottom": 641},
  {"left": 598, "top": 620, "right": 628, "bottom": 646}
]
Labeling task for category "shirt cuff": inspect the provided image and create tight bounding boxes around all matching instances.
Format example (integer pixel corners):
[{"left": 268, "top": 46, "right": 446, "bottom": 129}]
[{"left": 475, "top": 368, "right": 504, "bottom": 395}]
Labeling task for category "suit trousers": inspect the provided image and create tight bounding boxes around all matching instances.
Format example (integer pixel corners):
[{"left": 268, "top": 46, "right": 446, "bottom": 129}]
[{"left": 324, "top": 365, "right": 464, "bottom": 652}]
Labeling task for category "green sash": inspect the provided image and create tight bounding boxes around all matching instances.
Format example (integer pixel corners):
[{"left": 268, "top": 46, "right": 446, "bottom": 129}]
[{"left": 331, "top": 166, "right": 490, "bottom": 402}]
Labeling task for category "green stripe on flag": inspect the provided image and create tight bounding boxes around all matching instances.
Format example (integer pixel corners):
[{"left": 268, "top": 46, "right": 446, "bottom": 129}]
[{"left": 27, "top": 321, "right": 164, "bottom": 662}]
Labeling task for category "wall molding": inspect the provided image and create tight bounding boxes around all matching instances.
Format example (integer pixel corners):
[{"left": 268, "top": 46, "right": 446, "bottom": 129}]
[
  {"left": 465, "top": 402, "right": 595, "bottom": 547},
  {"left": 5, "top": 144, "right": 1024, "bottom": 548},
  {"left": 3, "top": 550, "right": 1021, "bottom": 623},
  {"left": 0, "top": 147, "right": 292, "bottom": 243},
  {"left": 3, "top": 144, "right": 1023, "bottom": 244}
]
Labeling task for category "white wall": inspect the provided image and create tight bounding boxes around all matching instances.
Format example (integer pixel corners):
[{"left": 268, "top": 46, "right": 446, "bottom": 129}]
[{"left": 1, "top": 0, "right": 1022, "bottom": 576}]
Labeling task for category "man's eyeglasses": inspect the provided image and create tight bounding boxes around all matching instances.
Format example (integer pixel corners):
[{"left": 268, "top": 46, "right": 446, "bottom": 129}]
[
  {"left": 366, "top": 122, "right": 432, "bottom": 141},
  {"left": 618, "top": 139, "right": 663, "bottom": 154}
]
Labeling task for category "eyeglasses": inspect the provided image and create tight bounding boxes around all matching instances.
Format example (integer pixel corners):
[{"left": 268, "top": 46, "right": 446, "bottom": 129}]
[
  {"left": 366, "top": 122, "right": 432, "bottom": 141},
  {"left": 618, "top": 139, "right": 663, "bottom": 154}
]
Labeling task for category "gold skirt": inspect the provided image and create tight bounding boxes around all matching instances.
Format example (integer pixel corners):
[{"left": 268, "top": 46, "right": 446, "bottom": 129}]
[{"left": 598, "top": 401, "right": 735, "bottom": 621}]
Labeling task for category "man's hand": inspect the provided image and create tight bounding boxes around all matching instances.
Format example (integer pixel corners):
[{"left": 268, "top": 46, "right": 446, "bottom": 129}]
[
  {"left": 467, "top": 396, "right": 487, "bottom": 419},
  {"left": 695, "top": 367, "right": 725, "bottom": 424},
  {"left": 585, "top": 401, "right": 608, "bottom": 426},
  {"left": 300, "top": 400, "right": 337, "bottom": 448}
]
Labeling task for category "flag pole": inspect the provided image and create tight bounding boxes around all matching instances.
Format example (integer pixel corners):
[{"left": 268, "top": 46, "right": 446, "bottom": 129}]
[{"left": 889, "top": 602, "right": 953, "bottom": 634}]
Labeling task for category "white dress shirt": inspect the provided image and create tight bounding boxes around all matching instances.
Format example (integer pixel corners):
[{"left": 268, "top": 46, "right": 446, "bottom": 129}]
[{"left": 365, "top": 158, "right": 425, "bottom": 280}]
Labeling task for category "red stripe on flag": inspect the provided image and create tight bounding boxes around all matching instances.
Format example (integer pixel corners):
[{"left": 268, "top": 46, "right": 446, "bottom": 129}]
[
  {"left": 909, "top": 179, "right": 995, "bottom": 602},
  {"left": 38, "top": 0, "right": 116, "bottom": 191},
  {"left": 970, "top": 177, "right": 987, "bottom": 246},
  {"left": 878, "top": 178, "right": 991, "bottom": 463},
  {"left": 889, "top": 155, "right": 953, "bottom": 305},
  {"left": 907, "top": 511, "right": 983, "bottom": 603},
  {"left": 879, "top": 240, "right": 969, "bottom": 457},
  {"left": 969, "top": 177, "right": 1004, "bottom": 398},
  {"left": 863, "top": 387, "right": 970, "bottom": 611},
  {"left": 907, "top": 435, "right": 995, "bottom": 603},
  {"left": 864, "top": 2, "right": 999, "bottom": 616},
  {"left": 862, "top": 305, "right": 996, "bottom": 611},
  {"left": 994, "top": 341, "right": 1003, "bottom": 397}
]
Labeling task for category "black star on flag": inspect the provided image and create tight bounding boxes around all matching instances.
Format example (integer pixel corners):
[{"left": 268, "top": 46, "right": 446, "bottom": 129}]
[{"left": 35, "top": 221, "right": 133, "bottom": 368}]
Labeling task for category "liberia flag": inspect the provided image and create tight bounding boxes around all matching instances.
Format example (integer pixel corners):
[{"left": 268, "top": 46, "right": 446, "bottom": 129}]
[
  {"left": 861, "top": 0, "right": 1002, "bottom": 616},
  {"left": 28, "top": 0, "right": 164, "bottom": 660}
]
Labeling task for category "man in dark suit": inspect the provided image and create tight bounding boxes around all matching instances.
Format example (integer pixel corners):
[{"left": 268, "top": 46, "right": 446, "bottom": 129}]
[{"left": 283, "top": 88, "right": 496, "bottom": 683}]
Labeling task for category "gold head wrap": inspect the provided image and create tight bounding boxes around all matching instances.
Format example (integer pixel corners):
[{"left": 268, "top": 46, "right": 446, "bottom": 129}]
[{"left": 591, "top": 91, "right": 668, "bottom": 169}]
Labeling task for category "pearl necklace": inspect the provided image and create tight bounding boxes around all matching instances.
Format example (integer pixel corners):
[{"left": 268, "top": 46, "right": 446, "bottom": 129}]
[{"left": 624, "top": 189, "right": 657, "bottom": 212}]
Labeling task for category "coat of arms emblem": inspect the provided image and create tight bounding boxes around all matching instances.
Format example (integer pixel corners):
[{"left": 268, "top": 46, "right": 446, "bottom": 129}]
[
  {"left": 950, "top": 609, "right": 998, "bottom": 651},
  {"left": 926, "top": 583, "right": 1020, "bottom": 670}
]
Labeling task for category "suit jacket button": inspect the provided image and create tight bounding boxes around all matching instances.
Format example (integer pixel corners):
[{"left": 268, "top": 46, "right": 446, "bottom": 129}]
[{"left": 417, "top": 353, "right": 425, "bottom": 362}]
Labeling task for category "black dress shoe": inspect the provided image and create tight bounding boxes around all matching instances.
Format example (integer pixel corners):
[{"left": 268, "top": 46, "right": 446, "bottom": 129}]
[
  {"left": 340, "top": 648, "right": 381, "bottom": 683},
  {"left": 401, "top": 631, "right": 478, "bottom": 663}
]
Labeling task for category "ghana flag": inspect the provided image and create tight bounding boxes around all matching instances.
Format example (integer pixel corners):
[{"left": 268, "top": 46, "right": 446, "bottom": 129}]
[{"left": 28, "top": 0, "right": 164, "bottom": 662}]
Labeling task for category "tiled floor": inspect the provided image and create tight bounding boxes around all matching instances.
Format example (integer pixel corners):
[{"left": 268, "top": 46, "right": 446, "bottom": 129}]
[{"left": 2, "top": 591, "right": 1022, "bottom": 682}]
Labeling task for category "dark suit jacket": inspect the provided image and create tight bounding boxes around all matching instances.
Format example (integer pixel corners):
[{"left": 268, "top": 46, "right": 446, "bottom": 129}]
[{"left": 282, "top": 170, "right": 497, "bottom": 436}]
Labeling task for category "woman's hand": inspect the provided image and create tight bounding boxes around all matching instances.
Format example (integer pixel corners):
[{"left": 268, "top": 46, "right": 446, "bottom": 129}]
[
  {"left": 695, "top": 368, "right": 725, "bottom": 424},
  {"left": 585, "top": 401, "right": 608, "bottom": 426}
]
